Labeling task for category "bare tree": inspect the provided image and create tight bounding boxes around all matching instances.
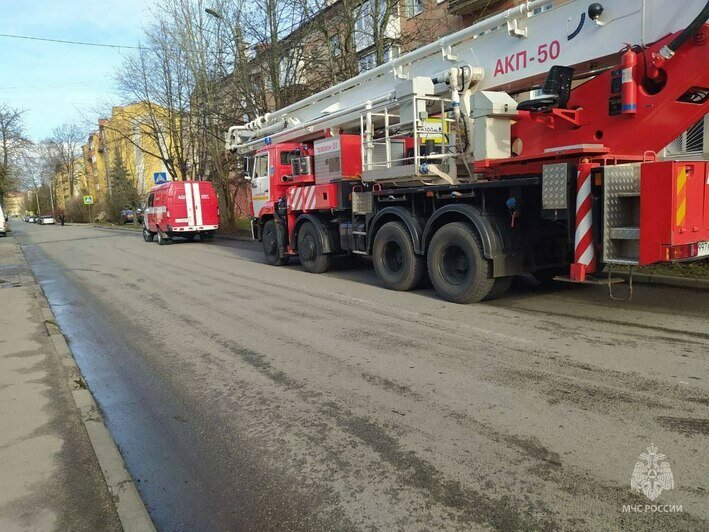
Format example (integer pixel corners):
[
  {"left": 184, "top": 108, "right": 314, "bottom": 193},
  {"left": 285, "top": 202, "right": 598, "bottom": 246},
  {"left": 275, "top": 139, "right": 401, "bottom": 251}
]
[
  {"left": 145, "top": 0, "right": 258, "bottom": 230},
  {"left": 15, "top": 144, "right": 57, "bottom": 216},
  {"left": 300, "top": 0, "right": 453, "bottom": 81},
  {"left": 0, "top": 104, "right": 31, "bottom": 203},
  {"left": 114, "top": 19, "right": 195, "bottom": 182},
  {"left": 47, "top": 123, "right": 85, "bottom": 199}
]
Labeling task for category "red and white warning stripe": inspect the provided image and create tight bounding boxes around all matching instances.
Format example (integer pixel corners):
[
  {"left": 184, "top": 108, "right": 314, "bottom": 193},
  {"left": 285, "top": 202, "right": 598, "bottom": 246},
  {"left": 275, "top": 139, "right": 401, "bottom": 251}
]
[
  {"left": 183, "top": 182, "right": 204, "bottom": 226},
  {"left": 289, "top": 186, "right": 318, "bottom": 211},
  {"left": 574, "top": 165, "right": 595, "bottom": 269}
]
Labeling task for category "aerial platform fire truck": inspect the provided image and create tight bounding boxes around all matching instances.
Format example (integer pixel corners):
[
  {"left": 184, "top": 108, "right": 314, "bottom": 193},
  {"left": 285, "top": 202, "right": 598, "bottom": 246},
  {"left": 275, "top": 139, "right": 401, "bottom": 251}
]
[{"left": 227, "top": 0, "right": 709, "bottom": 303}]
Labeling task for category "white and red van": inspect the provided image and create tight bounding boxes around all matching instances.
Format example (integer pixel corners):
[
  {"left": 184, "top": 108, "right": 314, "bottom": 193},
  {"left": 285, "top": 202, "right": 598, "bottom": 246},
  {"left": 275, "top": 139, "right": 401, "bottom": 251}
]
[{"left": 143, "top": 180, "right": 219, "bottom": 244}]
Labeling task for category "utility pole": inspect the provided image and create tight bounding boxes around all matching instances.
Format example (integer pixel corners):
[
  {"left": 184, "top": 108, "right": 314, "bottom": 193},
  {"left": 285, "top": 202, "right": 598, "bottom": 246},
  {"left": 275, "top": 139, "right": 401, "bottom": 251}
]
[
  {"left": 34, "top": 182, "right": 41, "bottom": 216},
  {"left": 49, "top": 178, "right": 55, "bottom": 214}
]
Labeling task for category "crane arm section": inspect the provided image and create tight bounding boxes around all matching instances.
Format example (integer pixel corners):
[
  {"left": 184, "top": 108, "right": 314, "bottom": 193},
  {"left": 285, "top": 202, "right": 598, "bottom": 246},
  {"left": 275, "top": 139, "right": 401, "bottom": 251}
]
[{"left": 227, "top": 0, "right": 707, "bottom": 153}]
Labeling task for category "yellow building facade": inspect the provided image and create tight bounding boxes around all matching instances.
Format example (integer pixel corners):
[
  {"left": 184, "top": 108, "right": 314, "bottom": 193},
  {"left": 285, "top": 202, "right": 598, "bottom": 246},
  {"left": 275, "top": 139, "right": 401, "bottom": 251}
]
[
  {"left": 3, "top": 191, "right": 25, "bottom": 216},
  {"left": 52, "top": 160, "right": 88, "bottom": 211},
  {"left": 82, "top": 127, "right": 109, "bottom": 203},
  {"left": 79, "top": 102, "right": 180, "bottom": 210}
]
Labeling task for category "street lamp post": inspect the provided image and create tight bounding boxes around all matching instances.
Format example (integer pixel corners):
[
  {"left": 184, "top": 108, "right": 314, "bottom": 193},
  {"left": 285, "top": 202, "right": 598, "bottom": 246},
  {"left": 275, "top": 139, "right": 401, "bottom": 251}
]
[{"left": 49, "top": 179, "right": 55, "bottom": 215}]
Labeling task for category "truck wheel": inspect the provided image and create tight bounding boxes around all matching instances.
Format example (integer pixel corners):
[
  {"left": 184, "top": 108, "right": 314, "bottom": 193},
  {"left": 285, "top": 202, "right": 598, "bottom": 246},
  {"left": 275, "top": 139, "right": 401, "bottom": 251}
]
[
  {"left": 373, "top": 221, "right": 424, "bottom": 291},
  {"left": 298, "top": 221, "right": 330, "bottom": 273},
  {"left": 157, "top": 230, "right": 171, "bottom": 246},
  {"left": 484, "top": 276, "right": 514, "bottom": 301},
  {"left": 427, "top": 222, "right": 494, "bottom": 304},
  {"left": 262, "top": 220, "right": 288, "bottom": 266},
  {"left": 143, "top": 226, "right": 154, "bottom": 242}
]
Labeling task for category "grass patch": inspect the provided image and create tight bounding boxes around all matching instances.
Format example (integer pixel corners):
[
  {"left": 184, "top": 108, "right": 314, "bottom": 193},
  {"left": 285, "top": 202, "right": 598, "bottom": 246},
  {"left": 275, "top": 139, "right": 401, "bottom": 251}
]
[{"left": 235, "top": 217, "right": 252, "bottom": 231}]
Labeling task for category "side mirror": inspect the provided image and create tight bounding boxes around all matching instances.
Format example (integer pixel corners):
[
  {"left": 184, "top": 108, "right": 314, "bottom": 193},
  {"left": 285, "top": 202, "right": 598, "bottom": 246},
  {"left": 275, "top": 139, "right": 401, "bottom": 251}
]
[{"left": 242, "top": 157, "right": 253, "bottom": 181}]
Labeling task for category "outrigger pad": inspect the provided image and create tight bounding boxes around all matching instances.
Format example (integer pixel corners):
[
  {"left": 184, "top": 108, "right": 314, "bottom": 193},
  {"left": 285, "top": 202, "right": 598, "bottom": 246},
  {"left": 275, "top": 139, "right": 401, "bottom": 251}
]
[
  {"left": 517, "top": 66, "right": 575, "bottom": 112},
  {"left": 553, "top": 275, "right": 626, "bottom": 285}
]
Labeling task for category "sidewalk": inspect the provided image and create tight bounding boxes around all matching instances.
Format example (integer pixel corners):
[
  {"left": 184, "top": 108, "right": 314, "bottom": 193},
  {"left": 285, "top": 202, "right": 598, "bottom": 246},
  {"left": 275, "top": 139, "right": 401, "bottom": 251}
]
[{"left": 0, "top": 236, "right": 152, "bottom": 531}]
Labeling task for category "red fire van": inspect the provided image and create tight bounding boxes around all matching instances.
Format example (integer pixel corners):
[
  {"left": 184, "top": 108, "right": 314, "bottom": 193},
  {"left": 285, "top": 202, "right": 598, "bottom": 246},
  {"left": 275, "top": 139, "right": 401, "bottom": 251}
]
[{"left": 143, "top": 181, "right": 219, "bottom": 244}]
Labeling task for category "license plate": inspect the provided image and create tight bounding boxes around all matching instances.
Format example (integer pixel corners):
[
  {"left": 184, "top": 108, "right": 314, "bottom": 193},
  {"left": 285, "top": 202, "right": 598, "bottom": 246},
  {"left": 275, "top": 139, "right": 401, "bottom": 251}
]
[{"left": 699, "top": 241, "right": 709, "bottom": 257}]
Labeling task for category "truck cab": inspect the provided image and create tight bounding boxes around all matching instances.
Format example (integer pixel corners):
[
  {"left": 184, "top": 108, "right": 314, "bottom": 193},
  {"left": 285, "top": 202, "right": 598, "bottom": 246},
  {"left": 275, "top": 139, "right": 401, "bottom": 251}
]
[{"left": 249, "top": 142, "right": 315, "bottom": 220}]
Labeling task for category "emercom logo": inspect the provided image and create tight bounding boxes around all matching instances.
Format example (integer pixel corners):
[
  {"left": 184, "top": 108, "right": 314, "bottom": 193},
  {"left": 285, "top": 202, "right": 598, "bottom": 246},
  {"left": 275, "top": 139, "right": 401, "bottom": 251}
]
[
  {"left": 622, "top": 444, "right": 683, "bottom": 514},
  {"left": 631, "top": 444, "right": 674, "bottom": 501}
]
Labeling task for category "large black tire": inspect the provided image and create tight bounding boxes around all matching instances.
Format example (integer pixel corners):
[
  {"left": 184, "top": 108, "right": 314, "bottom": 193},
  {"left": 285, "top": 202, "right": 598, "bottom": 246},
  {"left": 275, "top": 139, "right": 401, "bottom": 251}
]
[
  {"left": 297, "top": 221, "right": 331, "bottom": 273},
  {"left": 426, "top": 222, "right": 495, "bottom": 304},
  {"left": 156, "top": 229, "right": 171, "bottom": 246},
  {"left": 372, "top": 221, "right": 425, "bottom": 291},
  {"left": 262, "top": 220, "right": 289, "bottom": 266},
  {"left": 143, "top": 226, "right": 154, "bottom": 242},
  {"left": 484, "top": 276, "right": 514, "bottom": 301}
]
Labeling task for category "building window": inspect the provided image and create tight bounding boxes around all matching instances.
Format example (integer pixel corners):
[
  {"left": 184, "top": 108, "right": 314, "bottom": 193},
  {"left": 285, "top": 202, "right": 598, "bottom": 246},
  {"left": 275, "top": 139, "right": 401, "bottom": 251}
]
[
  {"left": 533, "top": 3, "right": 553, "bottom": 14},
  {"left": 359, "top": 52, "right": 376, "bottom": 72},
  {"left": 355, "top": 0, "right": 392, "bottom": 51},
  {"left": 279, "top": 48, "right": 305, "bottom": 86},
  {"left": 358, "top": 46, "right": 398, "bottom": 72},
  {"left": 406, "top": 0, "right": 423, "bottom": 17},
  {"left": 331, "top": 34, "right": 341, "bottom": 57}
]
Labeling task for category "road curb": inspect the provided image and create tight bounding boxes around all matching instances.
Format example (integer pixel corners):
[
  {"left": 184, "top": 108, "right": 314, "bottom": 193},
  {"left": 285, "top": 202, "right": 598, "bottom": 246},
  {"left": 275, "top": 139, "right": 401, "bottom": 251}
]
[
  {"left": 24, "top": 250, "right": 155, "bottom": 532},
  {"left": 613, "top": 271, "right": 709, "bottom": 290},
  {"left": 92, "top": 224, "right": 142, "bottom": 233}
]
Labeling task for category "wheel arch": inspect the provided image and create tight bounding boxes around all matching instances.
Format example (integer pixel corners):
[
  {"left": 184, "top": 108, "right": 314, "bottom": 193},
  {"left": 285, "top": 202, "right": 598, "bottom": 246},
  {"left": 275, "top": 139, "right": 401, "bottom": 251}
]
[
  {"left": 256, "top": 213, "right": 274, "bottom": 241},
  {"left": 422, "top": 204, "right": 523, "bottom": 277},
  {"left": 293, "top": 214, "right": 337, "bottom": 254},
  {"left": 368, "top": 207, "right": 423, "bottom": 254}
]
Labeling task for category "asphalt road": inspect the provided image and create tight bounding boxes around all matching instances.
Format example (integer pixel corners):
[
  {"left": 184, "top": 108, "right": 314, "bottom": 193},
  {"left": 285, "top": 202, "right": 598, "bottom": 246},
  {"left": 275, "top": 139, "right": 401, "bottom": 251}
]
[{"left": 10, "top": 220, "right": 709, "bottom": 531}]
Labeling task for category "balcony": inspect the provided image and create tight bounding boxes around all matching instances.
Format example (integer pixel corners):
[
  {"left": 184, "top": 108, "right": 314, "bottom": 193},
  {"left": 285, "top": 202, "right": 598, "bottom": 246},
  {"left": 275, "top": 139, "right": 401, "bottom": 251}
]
[{"left": 448, "top": 0, "right": 510, "bottom": 17}]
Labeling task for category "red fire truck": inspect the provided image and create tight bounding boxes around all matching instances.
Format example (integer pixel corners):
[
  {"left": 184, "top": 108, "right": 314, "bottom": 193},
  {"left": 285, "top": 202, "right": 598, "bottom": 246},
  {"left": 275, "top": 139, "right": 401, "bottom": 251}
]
[
  {"left": 143, "top": 181, "right": 219, "bottom": 245},
  {"left": 227, "top": 0, "right": 709, "bottom": 303}
]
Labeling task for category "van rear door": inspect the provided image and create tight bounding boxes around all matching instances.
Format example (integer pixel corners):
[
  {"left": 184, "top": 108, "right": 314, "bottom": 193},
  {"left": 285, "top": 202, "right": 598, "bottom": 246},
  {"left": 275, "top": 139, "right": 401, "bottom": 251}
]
[{"left": 196, "top": 182, "right": 219, "bottom": 227}]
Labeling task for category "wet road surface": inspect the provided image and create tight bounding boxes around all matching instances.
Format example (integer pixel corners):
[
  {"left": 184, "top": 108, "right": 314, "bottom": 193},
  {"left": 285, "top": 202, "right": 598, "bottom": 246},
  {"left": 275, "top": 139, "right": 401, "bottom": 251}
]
[{"left": 11, "top": 221, "right": 709, "bottom": 531}]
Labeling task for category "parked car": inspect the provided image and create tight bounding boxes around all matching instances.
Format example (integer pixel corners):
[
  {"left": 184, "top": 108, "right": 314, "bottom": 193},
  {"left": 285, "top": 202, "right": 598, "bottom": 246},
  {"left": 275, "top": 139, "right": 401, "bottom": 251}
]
[
  {"left": 120, "top": 208, "right": 144, "bottom": 224},
  {"left": 27, "top": 216, "right": 36, "bottom": 223},
  {"left": 120, "top": 209, "right": 134, "bottom": 224},
  {"left": 39, "top": 215, "right": 55, "bottom": 225},
  {"left": 143, "top": 180, "right": 219, "bottom": 245},
  {"left": 0, "top": 205, "right": 8, "bottom": 237}
]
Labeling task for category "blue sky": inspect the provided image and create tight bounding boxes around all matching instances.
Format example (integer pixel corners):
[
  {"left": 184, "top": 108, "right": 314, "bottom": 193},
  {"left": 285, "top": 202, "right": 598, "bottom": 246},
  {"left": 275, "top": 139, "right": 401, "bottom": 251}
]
[{"left": 0, "top": 0, "right": 157, "bottom": 141}]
